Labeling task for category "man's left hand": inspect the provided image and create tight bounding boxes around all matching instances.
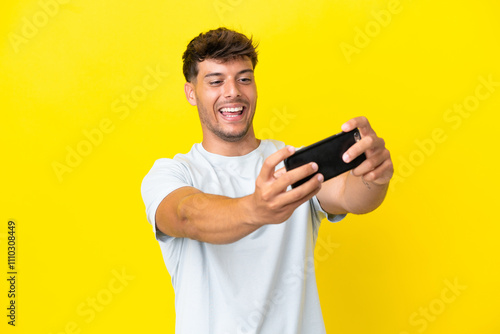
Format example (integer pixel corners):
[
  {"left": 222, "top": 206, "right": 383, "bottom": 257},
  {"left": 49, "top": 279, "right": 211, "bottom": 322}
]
[{"left": 341, "top": 116, "right": 393, "bottom": 186}]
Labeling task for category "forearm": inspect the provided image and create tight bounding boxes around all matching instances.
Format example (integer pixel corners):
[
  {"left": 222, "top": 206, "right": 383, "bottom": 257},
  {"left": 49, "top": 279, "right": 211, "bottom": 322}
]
[
  {"left": 171, "top": 191, "right": 259, "bottom": 244},
  {"left": 341, "top": 172, "right": 389, "bottom": 214}
]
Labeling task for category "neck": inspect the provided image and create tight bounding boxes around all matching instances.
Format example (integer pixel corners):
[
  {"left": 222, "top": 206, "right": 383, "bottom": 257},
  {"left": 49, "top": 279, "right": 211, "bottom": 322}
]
[{"left": 201, "top": 130, "right": 261, "bottom": 156}]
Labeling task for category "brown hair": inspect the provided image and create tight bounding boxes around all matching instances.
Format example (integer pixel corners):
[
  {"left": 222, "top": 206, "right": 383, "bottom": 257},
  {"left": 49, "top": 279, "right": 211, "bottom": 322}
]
[{"left": 182, "top": 27, "right": 259, "bottom": 82}]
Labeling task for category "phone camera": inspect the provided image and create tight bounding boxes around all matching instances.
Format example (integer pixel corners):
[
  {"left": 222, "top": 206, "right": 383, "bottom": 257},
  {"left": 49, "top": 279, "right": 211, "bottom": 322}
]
[{"left": 354, "top": 131, "right": 361, "bottom": 142}]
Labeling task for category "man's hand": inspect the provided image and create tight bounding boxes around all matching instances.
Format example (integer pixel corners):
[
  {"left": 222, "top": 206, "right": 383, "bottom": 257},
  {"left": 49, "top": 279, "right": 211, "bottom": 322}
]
[
  {"left": 247, "top": 146, "right": 323, "bottom": 226},
  {"left": 316, "top": 116, "right": 393, "bottom": 215},
  {"left": 341, "top": 116, "right": 393, "bottom": 186}
]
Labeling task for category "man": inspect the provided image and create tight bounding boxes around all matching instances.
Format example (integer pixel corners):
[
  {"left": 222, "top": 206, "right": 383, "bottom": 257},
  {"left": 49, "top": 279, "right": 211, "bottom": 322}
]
[{"left": 141, "top": 27, "right": 393, "bottom": 333}]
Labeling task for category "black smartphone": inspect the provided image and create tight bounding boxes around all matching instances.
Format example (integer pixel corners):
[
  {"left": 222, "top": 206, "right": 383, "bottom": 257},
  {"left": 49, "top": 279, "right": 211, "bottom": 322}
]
[{"left": 284, "top": 129, "right": 366, "bottom": 188}]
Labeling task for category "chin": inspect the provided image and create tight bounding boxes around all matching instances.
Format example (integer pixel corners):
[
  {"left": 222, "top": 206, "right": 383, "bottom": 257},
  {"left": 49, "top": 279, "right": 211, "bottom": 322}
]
[
  {"left": 215, "top": 128, "right": 251, "bottom": 142},
  {"left": 216, "top": 133, "right": 247, "bottom": 142}
]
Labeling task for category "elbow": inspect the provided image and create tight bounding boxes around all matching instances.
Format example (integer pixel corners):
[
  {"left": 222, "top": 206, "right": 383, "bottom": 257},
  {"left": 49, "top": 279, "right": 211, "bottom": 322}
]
[
  {"left": 343, "top": 197, "right": 385, "bottom": 215},
  {"left": 347, "top": 205, "right": 380, "bottom": 215}
]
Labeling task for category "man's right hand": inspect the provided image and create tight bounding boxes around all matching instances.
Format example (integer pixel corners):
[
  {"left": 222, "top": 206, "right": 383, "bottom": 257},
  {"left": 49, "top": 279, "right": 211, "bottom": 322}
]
[{"left": 246, "top": 146, "right": 324, "bottom": 226}]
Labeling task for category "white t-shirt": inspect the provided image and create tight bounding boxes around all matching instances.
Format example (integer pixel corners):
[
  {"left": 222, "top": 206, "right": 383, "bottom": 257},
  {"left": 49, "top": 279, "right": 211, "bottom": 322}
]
[{"left": 141, "top": 139, "right": 344, "bottom": 334}]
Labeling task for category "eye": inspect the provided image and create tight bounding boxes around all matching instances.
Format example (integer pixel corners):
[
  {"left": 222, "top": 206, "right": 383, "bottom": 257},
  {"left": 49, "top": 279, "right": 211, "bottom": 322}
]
[
  {"left": 209, "top": 80, "right": 223, "bottom": 86},
  {"left": 239, "top": 77, "right": 252, "bottom": 84}
]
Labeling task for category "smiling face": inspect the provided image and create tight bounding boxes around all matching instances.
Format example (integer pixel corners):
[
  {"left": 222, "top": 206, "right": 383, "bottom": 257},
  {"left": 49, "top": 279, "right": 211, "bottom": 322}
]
[{"left": 184, "top": 57, "right": 258, "bottom": 151}]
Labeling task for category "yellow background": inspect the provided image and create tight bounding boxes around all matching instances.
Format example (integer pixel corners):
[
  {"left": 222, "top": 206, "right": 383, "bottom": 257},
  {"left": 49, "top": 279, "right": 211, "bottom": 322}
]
[{"left": 1, "top": 0, "right": 499, "bottom": 333}]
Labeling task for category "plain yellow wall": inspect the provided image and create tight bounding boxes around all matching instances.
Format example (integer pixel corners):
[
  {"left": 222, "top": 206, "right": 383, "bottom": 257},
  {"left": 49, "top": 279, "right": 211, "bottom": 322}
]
[{"left": 1, "top": 0, "right": 499, "bottom": 333}]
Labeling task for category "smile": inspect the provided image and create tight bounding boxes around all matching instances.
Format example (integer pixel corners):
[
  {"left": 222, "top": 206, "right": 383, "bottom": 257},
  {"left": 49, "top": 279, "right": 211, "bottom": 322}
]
[{"left": 219, "top": 106, "right": 245, "bottom": 118}]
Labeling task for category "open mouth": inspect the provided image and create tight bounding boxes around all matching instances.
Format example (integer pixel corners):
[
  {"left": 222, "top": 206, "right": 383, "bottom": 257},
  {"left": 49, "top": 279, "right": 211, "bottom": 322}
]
[{"left": 218, "top": 106, "right": 245, "bottom": 118}]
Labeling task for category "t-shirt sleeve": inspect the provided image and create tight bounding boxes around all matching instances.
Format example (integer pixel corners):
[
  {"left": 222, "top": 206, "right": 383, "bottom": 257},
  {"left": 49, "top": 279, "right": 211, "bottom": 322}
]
[
  {"left": 311, "top": 195, "right": 346, "bottom": 223},
  {"left": 141, "top": 158, "right": 192, "bottom": 235}
]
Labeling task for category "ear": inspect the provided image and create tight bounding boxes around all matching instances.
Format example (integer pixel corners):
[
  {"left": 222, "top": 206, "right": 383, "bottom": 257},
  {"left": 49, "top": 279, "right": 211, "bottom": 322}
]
[{"left": 184, "top": 82, "right": 197, "bottom": 106}]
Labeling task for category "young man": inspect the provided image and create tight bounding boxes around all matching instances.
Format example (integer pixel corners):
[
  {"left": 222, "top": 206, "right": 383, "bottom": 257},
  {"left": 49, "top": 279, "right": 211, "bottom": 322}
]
[{"left": 141, "top": 27, "right": 393, "bottom": 333}]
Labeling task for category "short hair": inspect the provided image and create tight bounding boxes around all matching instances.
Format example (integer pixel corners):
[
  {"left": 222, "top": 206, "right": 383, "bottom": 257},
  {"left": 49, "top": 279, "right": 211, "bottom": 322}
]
[{"left": 182, "top": 27, "right": 259, "bottom": 82}]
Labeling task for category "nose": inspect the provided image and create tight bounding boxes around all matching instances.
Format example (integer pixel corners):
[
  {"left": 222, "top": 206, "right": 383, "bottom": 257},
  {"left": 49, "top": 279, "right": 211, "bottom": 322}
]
[{"left": 223, "top": 79, "right": 241, "bottom": 98}]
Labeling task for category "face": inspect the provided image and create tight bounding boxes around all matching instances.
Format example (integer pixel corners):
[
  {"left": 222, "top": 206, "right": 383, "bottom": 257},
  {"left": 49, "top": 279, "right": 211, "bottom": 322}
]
[{"left": 185, "top": 57, "right": 257, "bottom": 143}]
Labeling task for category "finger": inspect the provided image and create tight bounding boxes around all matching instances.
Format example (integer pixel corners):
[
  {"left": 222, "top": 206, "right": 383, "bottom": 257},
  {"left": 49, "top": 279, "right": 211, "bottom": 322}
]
[
  {"left": 350, "top": 149, "right": 389, "bottom": 176},
  {"left": 343, "top": 136, "right": 385, "bottom": 163},
  {"left": 341, "top": 116, "right": 375, "bottom": 137},
  {"left": 260, "top": 146, "right": 296, "bottom": 181},
  {"left": 277, "top": 172, "right": 323, "bottom": 207},
  {"left": 273, "top": 167, "right": 286, "bottom": 179},
  {"left": 359, "top": 158, "right": 393, "bottom": 185},
  {"left": 273, "top": 162, "right": 319, "bottom": 191}
]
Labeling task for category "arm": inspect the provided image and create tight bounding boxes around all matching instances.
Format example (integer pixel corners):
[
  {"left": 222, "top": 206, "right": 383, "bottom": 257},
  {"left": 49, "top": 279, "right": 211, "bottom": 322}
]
[
  {"left": 155, "top": 146, "right": 324, "bottom": 244},
  {"left": 316, "top": 116, "right": 393, "bottom": 215}
]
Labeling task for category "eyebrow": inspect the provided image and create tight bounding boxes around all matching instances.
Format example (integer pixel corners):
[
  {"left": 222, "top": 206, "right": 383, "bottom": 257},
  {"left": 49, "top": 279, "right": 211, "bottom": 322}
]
[{"left": 203, "top": 69, "right": 254, "bottom": 80}]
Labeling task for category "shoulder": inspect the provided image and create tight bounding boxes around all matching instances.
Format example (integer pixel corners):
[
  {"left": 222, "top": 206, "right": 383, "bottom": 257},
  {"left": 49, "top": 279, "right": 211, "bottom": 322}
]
[
  {"left": 144, "top": 144, "right": 204, "bottom": 175},
  {"left": 140, "top": 148, "right": 200, "bottom": 221},
  {"left": 141, "top": 145, "right": 202, "bottom": 190},
  {"left": 261, "top": 139, "right": 286, "bottom": 153},
  {"left": 145, "top": 156, "right": 189, "bottom": 179}
]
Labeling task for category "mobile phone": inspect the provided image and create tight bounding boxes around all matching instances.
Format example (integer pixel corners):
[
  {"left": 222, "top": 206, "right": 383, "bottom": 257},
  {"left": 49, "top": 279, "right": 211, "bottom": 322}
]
[{"left": 284, "top": 128, "right": 366, "bottom": 188}]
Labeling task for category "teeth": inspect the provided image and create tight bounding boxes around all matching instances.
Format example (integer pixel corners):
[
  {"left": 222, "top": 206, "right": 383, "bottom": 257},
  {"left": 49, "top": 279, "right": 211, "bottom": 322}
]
[{"left": 220, "top": 107, "right": 243, "bottom": 112}]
